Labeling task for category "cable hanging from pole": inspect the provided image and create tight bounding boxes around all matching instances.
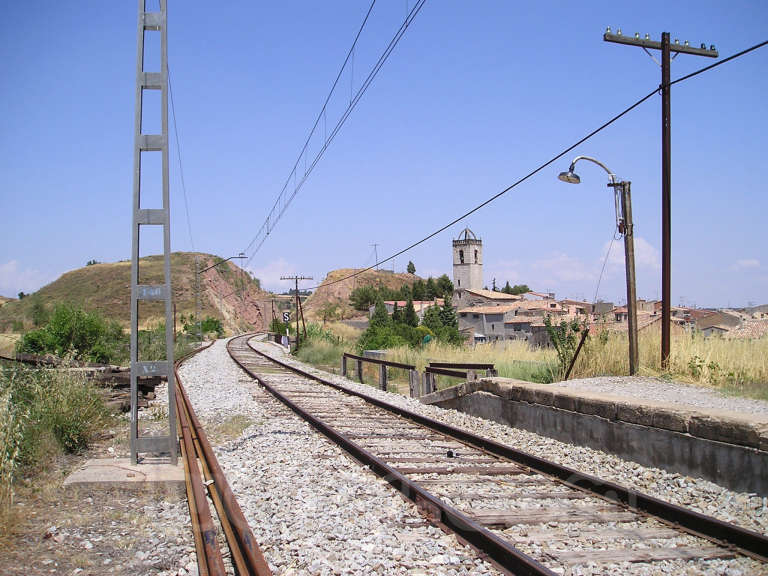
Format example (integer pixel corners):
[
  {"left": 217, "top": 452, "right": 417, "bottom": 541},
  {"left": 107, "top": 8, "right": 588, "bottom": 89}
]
[{"left": 306, "top": 38, "right": 767, "bottom": 292}]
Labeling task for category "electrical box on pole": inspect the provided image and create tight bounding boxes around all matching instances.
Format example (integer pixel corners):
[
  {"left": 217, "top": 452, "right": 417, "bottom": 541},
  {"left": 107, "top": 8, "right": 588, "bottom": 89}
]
[{"left": 129, "top": 0, "right": 177, "bottom": 465}]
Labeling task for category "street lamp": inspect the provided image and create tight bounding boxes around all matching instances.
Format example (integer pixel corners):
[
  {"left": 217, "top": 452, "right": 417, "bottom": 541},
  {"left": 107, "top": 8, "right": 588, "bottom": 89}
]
[{"left": 558, "top": 155, "right": 639, "bottom": 375}]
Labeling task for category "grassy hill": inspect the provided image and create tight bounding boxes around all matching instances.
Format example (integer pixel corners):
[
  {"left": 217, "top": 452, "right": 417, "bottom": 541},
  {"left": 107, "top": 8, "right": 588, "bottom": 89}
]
[
  {"left": 0, "top": 253, "right": 270, "bottom": 335},
  {"left": 303, "top": 268, "right": 419, "bottom": 321}
]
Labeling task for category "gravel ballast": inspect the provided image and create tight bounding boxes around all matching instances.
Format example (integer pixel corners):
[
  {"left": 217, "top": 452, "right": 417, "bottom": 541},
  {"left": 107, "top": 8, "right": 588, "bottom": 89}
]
[
  {"left": 249, "top": 340, "right": 768, "bottom": 538},
  {"left": 178, "top": 340, "right": 502, "bottom": 575}
]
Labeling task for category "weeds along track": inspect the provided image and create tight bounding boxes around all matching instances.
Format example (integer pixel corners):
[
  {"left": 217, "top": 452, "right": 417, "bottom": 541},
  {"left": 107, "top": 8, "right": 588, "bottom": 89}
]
[{"left": 228, "top": 334, "right": 768, "bottom": 576}]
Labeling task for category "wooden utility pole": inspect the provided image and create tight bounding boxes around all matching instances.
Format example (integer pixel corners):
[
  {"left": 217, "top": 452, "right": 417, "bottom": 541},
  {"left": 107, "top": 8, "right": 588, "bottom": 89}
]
[
  {"left": 617, "top": 181, "right": 639, "bottom": 374},
  {"left": 604, "top": 29, "right": 717, "bottom": 368},
  {"left": 280, "top": 275, "right": 312, "bottom": 350}
]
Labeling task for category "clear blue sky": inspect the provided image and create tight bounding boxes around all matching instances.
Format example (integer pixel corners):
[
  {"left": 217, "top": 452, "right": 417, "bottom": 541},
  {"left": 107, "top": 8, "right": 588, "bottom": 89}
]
[{"left": 1, "top": 1, "right": 766, "bottom": 308}]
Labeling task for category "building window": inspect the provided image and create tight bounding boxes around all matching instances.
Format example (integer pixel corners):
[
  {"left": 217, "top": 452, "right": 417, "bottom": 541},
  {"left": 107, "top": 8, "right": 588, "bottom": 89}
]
[
  {"left": 460, "top": 312, "right": 466, "bottom": 317},
  {"left": 491, "top": 323, "right": 495, "bottom": 331},
  {"left": 473, "top": 314, "right": 479, "bottom": 319},
  {"left": 457, "top": 279, "right": 460, "bottom": 287},
  {"left": 459, "top": 249, "right": 464, "bottom": 264},
  {"left": 474, "top": 249, "right": 478, "bottom": 263}
]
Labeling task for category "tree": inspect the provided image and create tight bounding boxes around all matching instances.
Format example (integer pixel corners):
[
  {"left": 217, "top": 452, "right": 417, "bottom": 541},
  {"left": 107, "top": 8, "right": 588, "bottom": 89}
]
[
  {"left": 543, "top": 315, "right": 585, "bottom": 380},
  {"left": 412, "top": 279, "right": 426, "bottom": 301},
  {"left": 425, "top": 277, "right": 437, "bottom": 300},
  {"left": 86, "top": 259, "right": 99, "bottom": 266},
  {"left": 318, "top": 302, "right": 340, "bottom": 327},
  {"left": 421, "top": 304, "right": 443, "bottom": 334},
  {"left": 492, "top": 278, "right": 498, "bottom": 292},
  {"left": 407, "top": 260, "right": 416, "bottom": 274},
  {"left": 404, "top": 297, "right": 419, "bottom": 327},
  {"left": 440, "top": 299, "right": 458, "bottom": 330},
  {"left": 18, "top": 292, "right": 25, "bottom": 300},
  {"left": 436, "top": 274, "right": 453, "bottom": 299},
  {"left": 371, "top": 296, "right": 390, "bottom": 328},
  {"left": 391, "top": 302, "right": 404, "bottom": 324},
  {"left": 350, "top": 285, "right": 378, "bottom": 311}
]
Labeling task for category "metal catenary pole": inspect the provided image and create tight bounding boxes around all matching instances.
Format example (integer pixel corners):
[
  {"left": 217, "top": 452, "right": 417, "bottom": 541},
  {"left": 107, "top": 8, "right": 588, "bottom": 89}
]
[
  {"left": 604, "top": 29, "right": 717, "bottom": 369},
  {"left": 130, "top": 0, "right": 177, "bottom": 465}
]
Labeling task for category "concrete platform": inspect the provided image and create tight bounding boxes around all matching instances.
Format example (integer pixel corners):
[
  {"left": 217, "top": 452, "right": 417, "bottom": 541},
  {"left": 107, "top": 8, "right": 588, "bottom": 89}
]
[
  {"left": 421, "top": 378, "right": 768, "bottom": 495},
  {"left": 64, "top": 458, "right": 184, "bottom": 489}
]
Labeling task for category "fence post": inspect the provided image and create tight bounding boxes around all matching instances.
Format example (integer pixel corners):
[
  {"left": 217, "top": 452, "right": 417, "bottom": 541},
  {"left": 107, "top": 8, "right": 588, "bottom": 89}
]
[
  {"left": 379, "top": 364, "right": 387, "bottom": 392},
  {"left": 357, "top": 359, "right": 364, "bottom": 383},
  {"left": 409, "top": 370, "right": 420, "bottom": 398},
  {"left": 341, "top": 354, "right": 347, "bottom": 377}
]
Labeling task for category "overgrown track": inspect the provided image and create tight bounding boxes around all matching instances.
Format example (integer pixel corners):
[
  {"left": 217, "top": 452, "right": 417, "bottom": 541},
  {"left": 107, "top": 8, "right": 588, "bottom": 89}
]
[
  {"left": 175, "top": 343, "right": 272, "bottom": 576},
  {"left": 228, "top": 334, "right": 768, "bottom": 575}
]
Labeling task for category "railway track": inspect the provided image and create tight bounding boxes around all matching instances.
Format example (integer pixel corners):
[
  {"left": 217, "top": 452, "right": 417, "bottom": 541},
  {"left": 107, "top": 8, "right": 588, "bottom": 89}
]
[
  {"left": 227, "top": 333, "right": 768, "bottom": 575},
  {"left": 175, "top": 344, "right": 272, "bottom": 576}
]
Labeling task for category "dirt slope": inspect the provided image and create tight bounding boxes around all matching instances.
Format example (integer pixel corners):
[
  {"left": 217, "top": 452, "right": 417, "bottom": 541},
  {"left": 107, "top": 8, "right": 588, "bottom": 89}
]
[
  {"left": 0, "top": 252, "right": 269, "bottom": 334},
  {"left": 303, "top": 268, "right": 419, "bottom": 321}
]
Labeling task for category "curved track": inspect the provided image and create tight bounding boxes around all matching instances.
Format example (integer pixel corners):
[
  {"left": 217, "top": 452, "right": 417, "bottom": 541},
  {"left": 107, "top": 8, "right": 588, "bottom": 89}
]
[{"left": 228, "top": 333, "right": 768, "bottom": 575}]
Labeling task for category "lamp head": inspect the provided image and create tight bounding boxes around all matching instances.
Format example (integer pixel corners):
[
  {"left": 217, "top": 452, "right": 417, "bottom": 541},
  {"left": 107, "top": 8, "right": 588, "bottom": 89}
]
[{"left": 558, "top": 167, "right": 580, "bottom": 184}]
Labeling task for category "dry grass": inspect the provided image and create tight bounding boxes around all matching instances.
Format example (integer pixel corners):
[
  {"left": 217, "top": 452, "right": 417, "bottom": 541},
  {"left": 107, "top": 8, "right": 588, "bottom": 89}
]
[
  {"left": 572, "top": 326, "right": 768, "bottom": 398},
  {"left": 0, "top": 333, "right": 19, "bottom": 357},
  {"left": 208, "top": 414, "right": 254, "bottom": 443},
  {"left": 386, "top": 340, "right": 557, "bottom": 384}
]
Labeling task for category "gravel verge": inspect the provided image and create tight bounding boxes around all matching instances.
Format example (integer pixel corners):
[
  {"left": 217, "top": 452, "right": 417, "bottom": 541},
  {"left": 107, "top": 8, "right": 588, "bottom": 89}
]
[
  {"left": 553, "top": 375, "right": 768, "bottom": 416},
  {"left": 251, "top": 340, "right": 768, "bottom": 537},
  {"left": 178, "top": 339, "right": 502, "bottom": 575}
]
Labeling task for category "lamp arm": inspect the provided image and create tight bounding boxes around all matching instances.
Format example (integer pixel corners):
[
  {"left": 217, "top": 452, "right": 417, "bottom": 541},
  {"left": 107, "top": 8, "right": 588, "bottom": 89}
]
[{"left": 570, "top": 156, "right": 622, "bottom": 230}]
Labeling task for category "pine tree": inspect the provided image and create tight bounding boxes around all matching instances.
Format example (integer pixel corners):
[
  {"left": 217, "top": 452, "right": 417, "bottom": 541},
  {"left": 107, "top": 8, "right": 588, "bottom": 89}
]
[
  {"left": 412, "top": 279, "right": 426, "bottom": 301},
  {"left": 440, "top": 299, "right": 458, "bottom": 329},
  {"left": 371, "top": 296, "right": 390, "bottom": 328},
  {"left": 502, "top": 281, "right": 513, "bottom": 294},
  {"left": 404, "top": 297, "right": 419, "bottom": 327},
  {"left": 407, "top": 260, "right": 416, "bottom": 274},
  {"left": 425, "top": 277, "right": 437, "bottom": 299},
  {"left": 421, "top": 304, "right": 443, "bottom": 333},
  {"left": 392, "top": 302, "right": 404, "bottom": 324}
]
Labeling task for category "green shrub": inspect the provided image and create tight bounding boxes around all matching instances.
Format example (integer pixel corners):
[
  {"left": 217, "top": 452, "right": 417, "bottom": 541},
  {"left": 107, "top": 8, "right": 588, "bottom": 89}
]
[
  {"left": 0, "top": 365, "right": 109, "bottom": 510},
  {"left": 16, "top": 303, "right": 127, "bottom": 364}
]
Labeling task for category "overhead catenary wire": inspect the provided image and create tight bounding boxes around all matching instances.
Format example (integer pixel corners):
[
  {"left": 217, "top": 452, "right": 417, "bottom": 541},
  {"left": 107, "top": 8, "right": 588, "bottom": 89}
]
[
  {"left": 242, "top": 1, "right": 376, "bottom": 261},
  {"left": 306, "top": 38, "right": 768, "bottom": 292},
  {"left": 243, "top": 0, "right": 427, "bottom": 267},
  {"left": 169, "top": 70, "right": 195, "bottom": 252}
]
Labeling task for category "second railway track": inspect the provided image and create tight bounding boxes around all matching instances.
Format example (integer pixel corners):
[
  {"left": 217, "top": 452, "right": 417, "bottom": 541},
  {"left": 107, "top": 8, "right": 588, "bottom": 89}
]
[{"left": 227, "top": 333, "right": 768, "bottom": 575}]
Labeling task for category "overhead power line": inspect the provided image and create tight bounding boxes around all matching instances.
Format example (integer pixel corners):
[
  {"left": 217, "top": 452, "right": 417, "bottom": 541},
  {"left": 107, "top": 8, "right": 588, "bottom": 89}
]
[
  {"left": 308, "top": 38, "right": 767, "bottom": 291},
  {"left": 243, "top": 0, "right": 427, "bottom": 267},
  {"left": 169, "top": 69, "right": 196, "bottom": 252}
]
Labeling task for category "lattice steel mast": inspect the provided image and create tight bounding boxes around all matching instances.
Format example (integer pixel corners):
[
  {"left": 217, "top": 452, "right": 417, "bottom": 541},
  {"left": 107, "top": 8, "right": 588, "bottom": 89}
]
[{"left": 130, "top": 0, "right": 177, "bottom": 465}]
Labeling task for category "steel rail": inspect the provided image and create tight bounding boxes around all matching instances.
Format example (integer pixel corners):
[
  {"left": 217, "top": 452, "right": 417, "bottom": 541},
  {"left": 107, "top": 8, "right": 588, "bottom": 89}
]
[
  {"left": 241, "top": 335, "right": 768, "bottom": 563},
  {"left": 227, "top": 335, "right": 555, "bottom": 576},
  {"left": 175, "top": 339, "right": 273, "bottom": 576}
]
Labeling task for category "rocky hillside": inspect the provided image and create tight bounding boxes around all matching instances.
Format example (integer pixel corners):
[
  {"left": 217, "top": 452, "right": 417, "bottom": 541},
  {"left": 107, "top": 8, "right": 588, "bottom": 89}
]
[
  {"left": 0, "top": 253, "right": 270, "bottom": 335},
  {"left": 303, "top": 268, "right": 419, "bottom": 321}
]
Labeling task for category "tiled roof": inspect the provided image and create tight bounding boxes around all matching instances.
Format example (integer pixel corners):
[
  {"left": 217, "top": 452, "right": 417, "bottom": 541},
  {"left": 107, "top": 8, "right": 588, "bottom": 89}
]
[
  {"left": 464, "top": 288, "right": 522, "bottom": 300},
  {"left": 458, "top": 304, "right": 520, "bottom": 314},
  {"left": 724, "top": 320, "right": 768, "bottom": 340}
]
